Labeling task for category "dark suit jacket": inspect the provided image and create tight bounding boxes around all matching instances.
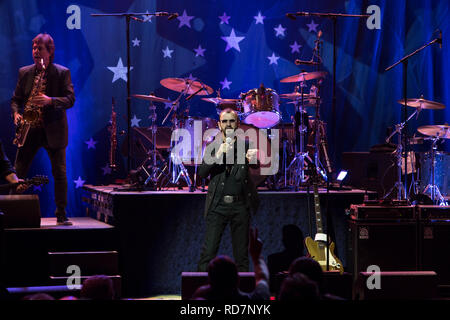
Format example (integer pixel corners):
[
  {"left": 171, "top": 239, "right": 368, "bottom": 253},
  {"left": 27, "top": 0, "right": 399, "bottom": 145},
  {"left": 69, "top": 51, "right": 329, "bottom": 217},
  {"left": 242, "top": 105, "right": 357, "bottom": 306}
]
[
  {"left": 11, "top": 63, "right": 75, "bottom": 149},
  {"left": 198, "top": 138, "right": 259, "bottom": 217}
]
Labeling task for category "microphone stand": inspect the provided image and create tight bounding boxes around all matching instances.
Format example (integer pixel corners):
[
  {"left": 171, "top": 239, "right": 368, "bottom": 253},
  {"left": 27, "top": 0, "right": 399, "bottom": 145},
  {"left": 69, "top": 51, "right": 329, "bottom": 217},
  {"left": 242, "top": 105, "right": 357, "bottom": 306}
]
[
  {"left": 91, "top": 12, "right": 178, "bottom": 174},
  {"left": 384, "top": 33, "right": 442, "bottom": 201},
  {"left": 287, "top": 11, "right": 369, "bottom": 273}
]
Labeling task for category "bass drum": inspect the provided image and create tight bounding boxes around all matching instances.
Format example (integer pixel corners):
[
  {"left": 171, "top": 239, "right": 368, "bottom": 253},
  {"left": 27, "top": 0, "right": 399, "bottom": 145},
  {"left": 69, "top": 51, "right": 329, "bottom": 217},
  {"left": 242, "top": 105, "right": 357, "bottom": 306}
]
[
  {"left": 418, "top": 151, "right": 449, "bottom": 196},
  {"left": 173, "top": 116, "right": 218, "bottom": 165}
]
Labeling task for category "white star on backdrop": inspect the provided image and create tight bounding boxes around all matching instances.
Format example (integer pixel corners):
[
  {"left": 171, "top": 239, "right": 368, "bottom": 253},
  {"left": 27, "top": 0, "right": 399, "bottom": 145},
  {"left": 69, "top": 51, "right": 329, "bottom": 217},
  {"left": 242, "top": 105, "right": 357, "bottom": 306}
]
[
  {"left": 142, "top": 10, "right": 153, "bottom": 22},
  {"left": 131, "top": 115, "right": 141, "bottom": 127},
  {"left": 221, "top": 28, "right": 245, "bottom": 52},
  {"left": 132, "top": 38, "right": 140, "bottom": 47},
  {"left": 101, "top": 164, "right": 112, "bottom": 175},
  {"left": 74, "top": 176, "right": 85, "bottom": 188},
  {"left": 267, "top": 53, "right": 280, "bottom": 65},
  {"left": 220, "top": 78, "right": 232, "bottom": 90},
  {"left": 194, "top": 45, "right": 206, "bottom": 57},
  {"left": 218, "top": 12, "right": 230, "bottom": 24},
  {"left": 274, "top": 24, "right": 286, "bottom": 37},
  {"left": 254, "top": 12, "right": 265, "bottom": 24},
  {"left": 164, "top": 97, "right": 173, "bottom": 109},
  {"left": 187, "top": 73, "right": 197, "bottom": 81},
  {"left": 85, "top": 137, "right": 97, "bottom": 149},
  {"left": 107, "top": 58, "right": 132, "bottom": 83},
  {"left": 307, "top": 20, "right": 319, "bottom": 32},
  {"left": 290, "top": 41, "right": 302, "bottom": 53},
  {"left": 162, "top": 46, "right": 174, "bottom": 58},
  {"left": 177, "top": 10, "right": 194, "bottom": 28},
  {"left": 33, "top": 185, "right": 42, "bottom": 192}
]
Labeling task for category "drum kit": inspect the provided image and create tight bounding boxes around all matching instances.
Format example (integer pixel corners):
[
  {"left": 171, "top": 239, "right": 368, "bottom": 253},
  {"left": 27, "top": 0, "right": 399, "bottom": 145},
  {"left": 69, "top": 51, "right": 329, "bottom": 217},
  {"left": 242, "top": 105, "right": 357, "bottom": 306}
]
[
  {"left": 383, "top": 97, "right": 449, "bottom": 205},
  {"left": 130, "top": 68, "right": 331, "bottom": 191}
]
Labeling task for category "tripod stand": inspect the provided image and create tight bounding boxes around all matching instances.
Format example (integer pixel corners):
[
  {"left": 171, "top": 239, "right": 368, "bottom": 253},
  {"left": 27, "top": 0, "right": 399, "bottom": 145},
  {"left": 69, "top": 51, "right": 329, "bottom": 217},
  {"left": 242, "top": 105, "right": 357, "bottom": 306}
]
[
  {"left": 286, "top": 82, "right": 311, "bottom": 188},
  {"left": 383, "top": 107, "right": 422, "bottom": 200}
]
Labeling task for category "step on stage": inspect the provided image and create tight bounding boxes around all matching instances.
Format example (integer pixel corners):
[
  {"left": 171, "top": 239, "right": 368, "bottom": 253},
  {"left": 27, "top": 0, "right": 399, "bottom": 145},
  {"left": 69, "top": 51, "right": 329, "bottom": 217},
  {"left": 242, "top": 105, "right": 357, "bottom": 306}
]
[
  {"left": 82, "top": 185, "right": 371, "bottom": 298},
  {"left": 1, "top": 217, "right": 118, "bottom": 292}
]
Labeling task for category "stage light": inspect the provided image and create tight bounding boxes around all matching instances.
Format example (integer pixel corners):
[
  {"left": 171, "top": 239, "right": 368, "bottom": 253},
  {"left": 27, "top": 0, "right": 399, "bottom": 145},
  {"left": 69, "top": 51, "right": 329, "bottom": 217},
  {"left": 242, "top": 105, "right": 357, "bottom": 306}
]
[
  {"left": 337, "top": 170, "right": 348, "bottom": 182},
  {"left": 336, "top": 170, "right": 348, "bottom": 189}
]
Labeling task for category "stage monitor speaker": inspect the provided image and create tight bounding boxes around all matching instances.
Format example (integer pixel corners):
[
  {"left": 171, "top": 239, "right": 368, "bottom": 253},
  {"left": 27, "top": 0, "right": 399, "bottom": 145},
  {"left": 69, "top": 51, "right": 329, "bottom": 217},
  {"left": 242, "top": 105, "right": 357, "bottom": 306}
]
[
  {"left": 348, "top": 220, "right": 418, "bottom": 277},
  {"left": 0, "top": 195, "right": 41, "bottom": 228},
  {"left": 342, "top": 152, "right": 396, "bottom": 196},
  {"left": 355, "top": 271, "right": 438, "bottom": 300},
  {"left": 181, "top": 272, "right": 256, "bottom": 300},
  {"left": 273, "top": 271, "right": 353, "bottom": 300},
  {"left": 418, "top": 205, "right": 450, "bottom": 286}
]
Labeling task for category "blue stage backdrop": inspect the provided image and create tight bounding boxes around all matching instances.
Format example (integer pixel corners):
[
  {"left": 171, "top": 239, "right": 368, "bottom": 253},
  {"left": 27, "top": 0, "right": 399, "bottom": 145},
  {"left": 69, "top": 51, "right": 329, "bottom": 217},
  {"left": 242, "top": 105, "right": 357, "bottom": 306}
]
[{"left": 0, "top": 0, "right": 448, "bottom": 217}]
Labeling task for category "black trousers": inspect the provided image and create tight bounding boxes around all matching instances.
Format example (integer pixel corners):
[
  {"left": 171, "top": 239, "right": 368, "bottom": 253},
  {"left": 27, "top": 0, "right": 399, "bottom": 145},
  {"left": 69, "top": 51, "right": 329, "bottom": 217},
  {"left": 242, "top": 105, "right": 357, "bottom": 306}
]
[
  {"left": 197, "top": 200, "right": 250, "bottom": 272},
  {"left": 14, "top": 127, "right": 67, "bottom": 211}
]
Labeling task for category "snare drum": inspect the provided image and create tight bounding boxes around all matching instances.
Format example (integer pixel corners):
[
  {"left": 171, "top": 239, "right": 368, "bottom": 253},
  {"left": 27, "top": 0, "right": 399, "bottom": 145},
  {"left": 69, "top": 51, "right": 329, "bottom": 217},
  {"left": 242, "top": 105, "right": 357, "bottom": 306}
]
[{"left": 241, "top": 88, "right": 280, "bottom": 129}]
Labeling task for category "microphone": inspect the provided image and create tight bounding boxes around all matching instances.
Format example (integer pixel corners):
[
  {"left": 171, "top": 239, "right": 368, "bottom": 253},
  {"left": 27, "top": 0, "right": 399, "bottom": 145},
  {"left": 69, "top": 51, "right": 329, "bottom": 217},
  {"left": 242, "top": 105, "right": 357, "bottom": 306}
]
[
  {"left": 168, "top": 12, "right": 179, "bottom": 20},
  {"left": 439, "top": 30, "right": 442, "bottom": 49},
  {"left": 295, "top": 59, "right": 319, "bottom": 65}
]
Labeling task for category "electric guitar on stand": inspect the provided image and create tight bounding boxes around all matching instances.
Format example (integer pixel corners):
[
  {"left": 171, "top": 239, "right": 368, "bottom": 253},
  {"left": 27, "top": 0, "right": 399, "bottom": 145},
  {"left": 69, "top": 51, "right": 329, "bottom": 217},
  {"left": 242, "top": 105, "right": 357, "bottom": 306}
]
[{"left": 304, "top": 163, "right": 343, "bottom": 273}]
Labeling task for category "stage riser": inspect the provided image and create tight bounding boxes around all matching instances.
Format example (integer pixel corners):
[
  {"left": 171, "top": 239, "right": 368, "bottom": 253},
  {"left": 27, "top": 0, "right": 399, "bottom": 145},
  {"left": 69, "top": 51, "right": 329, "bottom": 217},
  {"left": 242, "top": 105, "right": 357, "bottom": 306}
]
[
  {"left": 83, "top": 189, "right": 366, "bottom": 297},
  {"left": 1, "top": 227, "right": 118, "bottom": 287}
]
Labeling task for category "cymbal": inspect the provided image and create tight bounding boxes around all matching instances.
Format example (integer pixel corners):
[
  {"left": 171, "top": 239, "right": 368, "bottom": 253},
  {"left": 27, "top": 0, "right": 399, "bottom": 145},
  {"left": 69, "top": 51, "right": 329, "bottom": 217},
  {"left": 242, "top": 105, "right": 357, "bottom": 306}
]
[
  {"left": 132, "top": 94, "right": 170, "bottom": 104},
  {"left": 417, "top": 125, "right": 450, "bottom": 139},
  {"left": 201, "top": 97, "right": 240, "bottom": 105},
  {"left": 160, "top": 78, "right": 214, "bottom": 95},
  {"left": 397, "top": 98, "right": 445, "bottom": 110},
  {"left": 280, "top": 71, "right": 327, "bottom": 83},
  {"left": 279, "top": 93, "right": 320, "bottom": 100}
]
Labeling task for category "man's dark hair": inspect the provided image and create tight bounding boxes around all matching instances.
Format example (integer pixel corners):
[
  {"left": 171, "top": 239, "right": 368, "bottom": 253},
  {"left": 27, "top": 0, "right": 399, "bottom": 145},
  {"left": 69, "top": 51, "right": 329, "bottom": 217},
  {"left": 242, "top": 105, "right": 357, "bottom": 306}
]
[
  {"left": 288, "top": 257, "right": 324, "bottom": 293},
  {"left": 80, "top": 275, "right": 115, "bottom": 300},
  {"left": 208, "top": 255, "right": 239, "bottom": 291},
  {"left": 278, "top": 272, "right": 319, "bottom": 301},
  {"left": 32, "top": 33, "right": 55, "bottom": 63}
]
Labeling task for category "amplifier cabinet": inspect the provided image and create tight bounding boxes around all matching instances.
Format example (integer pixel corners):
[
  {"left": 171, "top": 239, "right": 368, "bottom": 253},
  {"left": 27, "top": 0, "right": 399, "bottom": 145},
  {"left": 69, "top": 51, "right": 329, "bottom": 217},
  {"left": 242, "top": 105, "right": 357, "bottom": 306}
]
[
  {"left": 348, "top": 220, "right": 418, "bottom": 278},
  {"left": 418, "top": 205, "right": 450, "bottom": 286}
]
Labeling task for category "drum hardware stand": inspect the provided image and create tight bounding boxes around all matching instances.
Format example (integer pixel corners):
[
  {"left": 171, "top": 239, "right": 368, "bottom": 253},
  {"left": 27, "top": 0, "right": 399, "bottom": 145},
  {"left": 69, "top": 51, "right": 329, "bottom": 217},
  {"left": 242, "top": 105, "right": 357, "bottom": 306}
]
[
  {"left": 286, "top": 81, "right": 311, "bottom": 189},
  {"left": 162, "top": 79, "right": 195, "bottom": 191},
  {"left": 385, "top": 30, "right": 442, "bottom": 201},
  {"left": 422, "top": 137, "right": 448, "bottom": 206},
  {"left": 383, "top": 107, "right": 422, "bottom": 201},
  {"left": 91, "top": 11, "right": 178, "bottom": 172}
]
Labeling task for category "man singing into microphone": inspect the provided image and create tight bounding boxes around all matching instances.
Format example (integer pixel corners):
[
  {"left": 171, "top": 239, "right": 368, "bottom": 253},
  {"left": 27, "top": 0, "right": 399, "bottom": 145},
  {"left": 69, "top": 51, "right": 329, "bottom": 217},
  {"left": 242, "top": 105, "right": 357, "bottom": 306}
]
[
  {"left": 11, "top": 33, "right": 75, "bottom": 225},
  {"left": 197, "top": 109, "right": 259, "bottom": 272}
]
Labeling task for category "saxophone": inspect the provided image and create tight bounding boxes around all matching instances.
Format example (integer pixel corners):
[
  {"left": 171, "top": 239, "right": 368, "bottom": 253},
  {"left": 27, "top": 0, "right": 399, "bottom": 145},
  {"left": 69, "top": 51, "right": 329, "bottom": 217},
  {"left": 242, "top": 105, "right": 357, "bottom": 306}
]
[
  {"left": 109, "top": 97, "right": 118, "bottom": 170},
  {"left": 13, "top": 59, "right": 46, "bottom": 147}
]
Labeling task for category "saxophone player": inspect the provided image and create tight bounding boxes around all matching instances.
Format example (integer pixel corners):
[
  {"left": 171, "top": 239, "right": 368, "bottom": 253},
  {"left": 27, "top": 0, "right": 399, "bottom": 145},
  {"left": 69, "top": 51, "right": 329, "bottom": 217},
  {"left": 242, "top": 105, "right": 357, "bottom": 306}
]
[{"left": 11, "top": 33, "right": 75, "bottom": 225}]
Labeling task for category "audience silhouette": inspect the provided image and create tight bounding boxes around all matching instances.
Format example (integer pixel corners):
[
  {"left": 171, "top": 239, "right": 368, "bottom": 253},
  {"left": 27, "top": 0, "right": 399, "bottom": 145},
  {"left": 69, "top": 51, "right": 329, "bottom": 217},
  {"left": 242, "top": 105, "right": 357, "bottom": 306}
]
[{"left": 267, "top": 224, "right": 305, "bottom": 294}]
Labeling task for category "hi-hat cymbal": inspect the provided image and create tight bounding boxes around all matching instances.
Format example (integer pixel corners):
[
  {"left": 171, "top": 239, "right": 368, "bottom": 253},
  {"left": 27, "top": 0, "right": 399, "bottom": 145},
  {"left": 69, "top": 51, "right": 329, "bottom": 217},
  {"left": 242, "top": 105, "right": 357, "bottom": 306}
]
[
  {"left": 397, "top": 98, "right": 445, "bottom": 110},
  {"left": 132, "top": 94, "right": 170, "bottom": 104},
  {"left": 280, "top": 71, "right": 327, "bottom": 83},
  {"left": 201, "top": 97, "right": 240, "bottom": 105},
  {"left": 417, "top": 125, "right": 450, "bottom": 139},
  {"left": 160, "top": 78, "right": 214, "bottom": 95}
]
